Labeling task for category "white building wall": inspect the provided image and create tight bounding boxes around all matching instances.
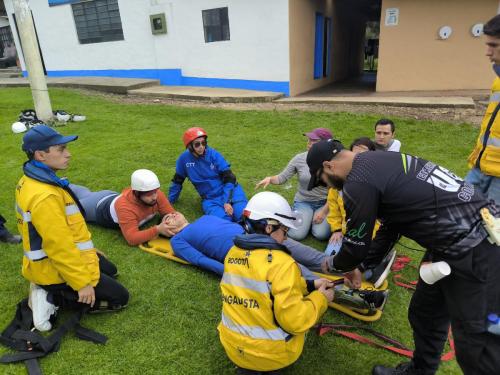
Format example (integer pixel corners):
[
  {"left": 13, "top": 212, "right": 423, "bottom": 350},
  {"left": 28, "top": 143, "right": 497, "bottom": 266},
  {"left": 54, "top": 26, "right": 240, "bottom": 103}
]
[
  {"left": 4, "top": 0, "right": 290, "bottom": 90},
  {"left": 174, "top": 0, "right": 289, "bottom": 81}
]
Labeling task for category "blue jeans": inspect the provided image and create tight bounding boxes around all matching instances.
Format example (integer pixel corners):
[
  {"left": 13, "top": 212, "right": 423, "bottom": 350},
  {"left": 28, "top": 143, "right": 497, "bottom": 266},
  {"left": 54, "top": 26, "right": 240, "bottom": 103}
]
[
  {"left": 70, "top": 184, "right": 118, "bottom": 222},
  {"left": 325, "top": 241, "right": 342, "bottom": 256},
  {"left": 287, "top": 200, "right": 330, "bottom": 241},
  {"left": 202, "top": 184, "right": 248, "bottom": 222},
  {"left": 465, "top": 167, "right": 500, "bottom": 205}
]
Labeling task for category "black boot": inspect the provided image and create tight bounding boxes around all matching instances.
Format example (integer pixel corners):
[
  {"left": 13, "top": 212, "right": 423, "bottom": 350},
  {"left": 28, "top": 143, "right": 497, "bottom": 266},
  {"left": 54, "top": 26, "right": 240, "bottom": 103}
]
[
  {"left": 372, "top": 362, "right": 429, "bottom": 375},
  {"left": 0, "top": 231, "right": 22, "bottom": 244}
]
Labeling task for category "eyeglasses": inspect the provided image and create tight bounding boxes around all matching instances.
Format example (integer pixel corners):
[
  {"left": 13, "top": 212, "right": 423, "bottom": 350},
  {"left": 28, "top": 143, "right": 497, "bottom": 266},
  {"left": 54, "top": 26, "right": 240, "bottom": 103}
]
[
  {"left": 193, "top": 140, "right": 207, "bottom": 148},
  {"left": 280, "top": 225, "right": 289, "bottom": 234}
]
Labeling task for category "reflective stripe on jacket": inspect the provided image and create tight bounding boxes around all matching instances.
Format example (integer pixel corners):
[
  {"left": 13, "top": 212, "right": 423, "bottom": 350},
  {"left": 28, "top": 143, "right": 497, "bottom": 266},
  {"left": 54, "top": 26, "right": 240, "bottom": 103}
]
[
  {"left": 468, "top": 77, "right": 500, "bottom": 177},
  {"left": 15, "top": 175, "right": 99, "bottom": 291},
  {"left": 218, "top": 244, "right": 327, "bottom": 372}
]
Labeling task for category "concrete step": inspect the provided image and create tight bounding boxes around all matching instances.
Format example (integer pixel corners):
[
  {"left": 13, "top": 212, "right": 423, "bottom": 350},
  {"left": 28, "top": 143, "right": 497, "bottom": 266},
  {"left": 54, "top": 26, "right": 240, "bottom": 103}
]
[
  {"left": 0, "top": 76, "right": 160, "bottom": 94},
  {"left": 275, "top": 95, "right": 476, "bottom": 109},
  {"left": 0, "top": 71, "right": 22, "bottom": 78},
  {"left": 128, "top": 85, "right": 284, "bottom": 103}
]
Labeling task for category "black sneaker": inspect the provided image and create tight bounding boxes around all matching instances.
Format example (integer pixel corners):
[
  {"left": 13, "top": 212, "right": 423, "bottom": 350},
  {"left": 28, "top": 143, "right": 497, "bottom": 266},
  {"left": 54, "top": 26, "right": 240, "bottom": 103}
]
[
  {"left": 0, "top": 232, "right": 22, "bottom": 244},
  {"left": 367, "top": 249, "right": 396, "bottom": 288},
  {"left": 359, "top": 289, "right": 389, "bottom": 310},
  {"left": 372, "top": 362, "right": 428, "bottom": 375},
  {"left": 334, "top": 289, "right": 389, "bottom": 311}
]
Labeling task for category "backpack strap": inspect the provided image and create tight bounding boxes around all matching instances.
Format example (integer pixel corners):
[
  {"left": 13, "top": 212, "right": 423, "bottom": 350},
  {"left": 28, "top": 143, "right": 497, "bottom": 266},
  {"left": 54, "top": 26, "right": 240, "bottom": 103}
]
[{"left": 0, "top": 299, "right": 107, "bottom": 375}]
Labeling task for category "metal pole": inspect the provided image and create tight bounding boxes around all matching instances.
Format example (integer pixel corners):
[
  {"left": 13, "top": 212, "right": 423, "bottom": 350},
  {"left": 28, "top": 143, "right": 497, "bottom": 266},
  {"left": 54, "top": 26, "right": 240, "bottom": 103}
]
[{"left": 12, "top": 0, "right": 52, "bottom": 122}]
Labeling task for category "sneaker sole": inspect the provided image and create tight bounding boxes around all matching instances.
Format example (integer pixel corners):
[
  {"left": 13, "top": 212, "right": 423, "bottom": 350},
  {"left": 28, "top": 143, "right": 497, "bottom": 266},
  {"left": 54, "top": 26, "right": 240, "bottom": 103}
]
[{"left": 373, "top": 250, "right": 397, "bottom": 289}]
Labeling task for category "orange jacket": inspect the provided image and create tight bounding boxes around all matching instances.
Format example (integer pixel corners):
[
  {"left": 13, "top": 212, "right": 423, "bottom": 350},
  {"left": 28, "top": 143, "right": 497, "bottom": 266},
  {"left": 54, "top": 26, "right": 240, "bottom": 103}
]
[{"left": 115, "top": 188, "right": 175, "bottom": 245}]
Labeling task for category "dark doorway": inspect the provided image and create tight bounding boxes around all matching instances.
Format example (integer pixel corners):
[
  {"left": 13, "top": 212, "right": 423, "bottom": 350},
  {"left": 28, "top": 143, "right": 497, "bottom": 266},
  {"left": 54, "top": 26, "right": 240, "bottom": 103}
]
[{"left": 302, "top": 0, "right": 382, "bottom": 96}]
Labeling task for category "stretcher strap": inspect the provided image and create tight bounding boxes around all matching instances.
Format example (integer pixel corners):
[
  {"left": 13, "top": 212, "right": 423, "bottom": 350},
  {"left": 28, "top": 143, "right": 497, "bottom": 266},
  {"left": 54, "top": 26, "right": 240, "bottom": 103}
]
[
  {"left": 316, "top": 323, "right": 455, "bottom": 362},
  {"left": 391, "top": 256, "right": 419, "bottom": 291},
  {"left": 391, "top": 256, "right": 412, "bottom": 272},
  {"left": 393, "top": 274, "right": 417, "bottom": 291}
]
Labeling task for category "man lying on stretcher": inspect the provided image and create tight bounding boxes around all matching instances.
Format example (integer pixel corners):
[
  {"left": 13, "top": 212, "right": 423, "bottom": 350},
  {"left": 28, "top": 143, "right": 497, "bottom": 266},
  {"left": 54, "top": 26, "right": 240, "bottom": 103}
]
[{"left": 163, "top": 210, "right": 389, "bottom": 311}]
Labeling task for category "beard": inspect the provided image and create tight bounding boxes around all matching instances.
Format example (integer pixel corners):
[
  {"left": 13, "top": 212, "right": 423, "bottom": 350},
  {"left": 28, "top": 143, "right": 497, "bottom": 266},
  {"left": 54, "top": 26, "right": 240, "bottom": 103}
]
[
  {"left": 325, "top": 174, "right": 344, "bottom": 190},
  {"left": 140, "top": 198, "right": 157, "bottom": 206}
]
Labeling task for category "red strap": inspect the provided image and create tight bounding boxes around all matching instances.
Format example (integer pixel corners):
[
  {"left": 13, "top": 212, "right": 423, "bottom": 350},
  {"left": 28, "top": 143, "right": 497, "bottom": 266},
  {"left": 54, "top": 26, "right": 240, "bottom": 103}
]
[
  {"left": 391, "top": 256, "right": 419, "bottom": 291},
  {"left": 392, "top": 256, "right": 412, "bottom": 271},
  {"left": 393, "top": 274, "right": 417, "bottom": 291},
  {"left": 317, "top": 324, "right": 455, "bottom": 362}
]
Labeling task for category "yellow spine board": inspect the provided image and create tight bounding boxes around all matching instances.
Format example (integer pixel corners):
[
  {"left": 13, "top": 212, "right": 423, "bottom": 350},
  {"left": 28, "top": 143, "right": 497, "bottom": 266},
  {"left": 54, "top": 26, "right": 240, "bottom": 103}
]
[{"left": 139, "top": 239, "right": 387, "bottom": 322}]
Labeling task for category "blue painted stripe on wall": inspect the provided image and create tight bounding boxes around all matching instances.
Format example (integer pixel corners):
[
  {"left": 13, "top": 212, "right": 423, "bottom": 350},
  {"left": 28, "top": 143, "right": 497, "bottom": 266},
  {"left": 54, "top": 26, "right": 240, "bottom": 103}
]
[
  {"left": 48, "top": 0, "right": 78, "bottom": 6},
  {"left": 46, "top": 69, "right": 183, "bottom": 85},
  {"left": 41, "top": 69, "right": 289, "bottom": 95},
  {"left": 181, "top": 76, "right": 289, "bottom": 96}
]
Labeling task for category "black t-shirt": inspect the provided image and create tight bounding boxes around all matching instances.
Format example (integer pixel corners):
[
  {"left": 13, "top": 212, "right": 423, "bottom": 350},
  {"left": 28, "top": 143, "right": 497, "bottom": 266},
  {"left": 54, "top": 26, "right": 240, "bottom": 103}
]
[{"left": 333, "top": 151, "right": 495, "bottom": 272}]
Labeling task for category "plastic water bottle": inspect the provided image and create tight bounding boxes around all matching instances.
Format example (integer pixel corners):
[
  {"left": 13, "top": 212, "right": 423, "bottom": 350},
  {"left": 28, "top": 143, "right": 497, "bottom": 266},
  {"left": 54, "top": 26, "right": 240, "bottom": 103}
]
[{"left": 487, "top": 314, "right": 500, "bottom": 335}]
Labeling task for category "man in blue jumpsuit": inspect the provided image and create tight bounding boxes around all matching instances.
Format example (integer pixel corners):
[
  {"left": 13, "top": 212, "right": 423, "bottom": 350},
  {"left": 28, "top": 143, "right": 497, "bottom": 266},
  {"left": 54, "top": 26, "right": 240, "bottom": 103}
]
[
  {"left": 168, "top": 127, "right": 247, "bottom": 222},
  {"left": 169, "top": 212, "right": 327, "bottom": 279}
]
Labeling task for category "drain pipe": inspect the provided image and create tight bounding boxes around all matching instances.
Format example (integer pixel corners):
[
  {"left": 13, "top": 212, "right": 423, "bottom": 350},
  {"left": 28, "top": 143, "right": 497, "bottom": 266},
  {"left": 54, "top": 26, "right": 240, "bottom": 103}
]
[{"left": 12, "top": 0, "right": 53, "bottom": 122}]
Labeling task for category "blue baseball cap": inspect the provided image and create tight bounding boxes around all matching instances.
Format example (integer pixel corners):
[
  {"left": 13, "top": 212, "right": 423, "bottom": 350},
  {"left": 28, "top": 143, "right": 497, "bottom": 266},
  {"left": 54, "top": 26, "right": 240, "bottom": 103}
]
[{"left": 22, "top": 125, "right": 78, "bottom": 153}]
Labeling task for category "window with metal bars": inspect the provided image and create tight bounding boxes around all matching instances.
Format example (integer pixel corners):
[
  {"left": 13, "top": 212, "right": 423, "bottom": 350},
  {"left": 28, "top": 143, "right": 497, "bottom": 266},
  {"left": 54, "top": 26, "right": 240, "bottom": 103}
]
[
  {"left": 72, "top": 0, "right": 124, "bottom": 44},
  {"left": 202, "top": 7, "right": 230, "bottom": 43},
  {"left": 0, "top": 26, "right": 14, "bottom": 50}
]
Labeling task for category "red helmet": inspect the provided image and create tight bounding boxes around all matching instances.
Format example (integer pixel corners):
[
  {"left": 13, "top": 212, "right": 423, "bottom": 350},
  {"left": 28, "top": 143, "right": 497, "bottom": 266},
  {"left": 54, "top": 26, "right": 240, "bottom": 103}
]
[{"left": 183, "top": 127, "right": 207, "bottom": 148}]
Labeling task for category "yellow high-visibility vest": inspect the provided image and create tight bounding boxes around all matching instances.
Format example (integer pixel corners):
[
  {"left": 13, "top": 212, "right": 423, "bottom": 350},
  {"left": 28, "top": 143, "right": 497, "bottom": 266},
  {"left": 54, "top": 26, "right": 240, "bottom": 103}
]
[
  {"left": 468, "top": 77, "right": 500, "bottom": 177},
  {"left": 16, "top": 175, "right": 99, "bottom": 291},
  {"left": 218, "top": 244, "right": 327, "bottom": 372}
]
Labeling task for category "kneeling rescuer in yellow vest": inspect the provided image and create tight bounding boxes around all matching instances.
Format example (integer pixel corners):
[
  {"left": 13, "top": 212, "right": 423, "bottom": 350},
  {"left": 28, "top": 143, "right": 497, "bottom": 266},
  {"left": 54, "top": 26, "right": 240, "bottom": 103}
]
[{"left": 218, "top": 191, "right": 334, "bottom": 372}]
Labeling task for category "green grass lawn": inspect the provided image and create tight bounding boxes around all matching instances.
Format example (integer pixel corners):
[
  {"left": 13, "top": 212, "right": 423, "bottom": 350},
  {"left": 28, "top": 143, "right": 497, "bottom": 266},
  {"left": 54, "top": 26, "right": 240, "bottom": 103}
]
[{"left": 0, "top": 88, "right": 477, "bottom": 374}]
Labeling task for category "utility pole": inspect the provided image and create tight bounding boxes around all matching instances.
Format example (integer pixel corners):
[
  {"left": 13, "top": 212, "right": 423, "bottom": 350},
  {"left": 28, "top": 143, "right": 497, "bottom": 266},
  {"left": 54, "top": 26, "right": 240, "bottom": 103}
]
[{"left": 12, "top": 0, "right": 53, "bottom": 122}]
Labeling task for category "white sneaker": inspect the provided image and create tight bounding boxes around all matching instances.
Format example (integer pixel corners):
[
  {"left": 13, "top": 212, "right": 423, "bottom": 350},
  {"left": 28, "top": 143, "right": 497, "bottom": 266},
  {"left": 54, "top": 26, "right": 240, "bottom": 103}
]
[
  {"left": 28, "top": 283, "right": 58, "bottom": 332},
  {"left": 71, "top": 114, "right": 86, "bottom": 122}
]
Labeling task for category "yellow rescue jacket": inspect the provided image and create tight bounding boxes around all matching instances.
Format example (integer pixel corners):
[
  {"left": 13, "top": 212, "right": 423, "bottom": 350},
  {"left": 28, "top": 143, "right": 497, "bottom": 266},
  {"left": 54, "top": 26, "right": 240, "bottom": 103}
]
[
  {"left": 15, "top": 175, "right": 99, "bottom": 291},
  {"left": 218, "top": 235, "right": 328, "bottom": 372},
  {"left": 327, "top": 188, "right": 380, "bottom": 236},
  {"left": 468, "top": 77, "right": 500, "bottom": 177}
]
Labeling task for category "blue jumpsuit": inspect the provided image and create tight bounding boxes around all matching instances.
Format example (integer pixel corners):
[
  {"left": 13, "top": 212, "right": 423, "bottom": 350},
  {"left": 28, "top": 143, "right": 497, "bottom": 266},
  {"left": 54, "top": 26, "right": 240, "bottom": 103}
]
[
  {"left": 170, "top": 215, "right": 320, "bottom": 280},
  {"left": 170, "top": 215, "right": 244, "bottom": 275},
  {"left": 168, "top": 147, "right": 247, "bottom": 221}
]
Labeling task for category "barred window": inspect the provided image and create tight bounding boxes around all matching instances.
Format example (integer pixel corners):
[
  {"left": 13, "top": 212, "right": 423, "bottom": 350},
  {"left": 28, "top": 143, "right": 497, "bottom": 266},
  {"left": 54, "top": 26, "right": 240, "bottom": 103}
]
[
  {"left": 202, "top": 7, "right": 229, "bottom": 43},
  {"left": 72, "top": 0, "right": 124, "bottom": 44}
]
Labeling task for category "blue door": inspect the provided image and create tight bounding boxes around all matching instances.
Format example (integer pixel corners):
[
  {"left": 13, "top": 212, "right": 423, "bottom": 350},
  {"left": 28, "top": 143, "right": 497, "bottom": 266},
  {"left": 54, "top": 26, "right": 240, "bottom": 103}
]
[
  {"left": 324, "top": 17, "right": 332, "bottom": 77},
  {"left": 314, "top": 13, "right": 324, "bottom": 79}
]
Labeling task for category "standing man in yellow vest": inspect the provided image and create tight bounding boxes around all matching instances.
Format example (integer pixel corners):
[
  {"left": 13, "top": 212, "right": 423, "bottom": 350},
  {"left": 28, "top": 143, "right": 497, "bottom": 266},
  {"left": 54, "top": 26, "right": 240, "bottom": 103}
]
[
  {"left": 218, "top": 191, "right": 334, "bottom": 373},
  {"left": 16, "top": 125, "right": 129, "bottom": 331},
  {"left": 466, "top": 14, "right": 500, "bottom": 205}
]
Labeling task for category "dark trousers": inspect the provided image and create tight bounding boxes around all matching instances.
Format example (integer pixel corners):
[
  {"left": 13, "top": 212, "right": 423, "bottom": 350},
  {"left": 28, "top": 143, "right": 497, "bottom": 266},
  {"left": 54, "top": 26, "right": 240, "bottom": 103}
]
[
  {"left": 409, "top": 239, "right": 500, "bottom": 375},
  {"left": 0, "top": 214, "right": 8, "bottom": 237},
  {"left": 42, "top": 254, "right": 129, "bottom": 309}
]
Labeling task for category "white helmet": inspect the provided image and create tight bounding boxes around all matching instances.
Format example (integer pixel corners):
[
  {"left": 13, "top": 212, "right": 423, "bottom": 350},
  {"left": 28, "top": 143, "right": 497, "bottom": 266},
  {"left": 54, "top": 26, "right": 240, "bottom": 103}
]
[
  {"left": 131, "top": 169, "right": 160, "bottom": 191},
  {"left": 243, "top": 191, "right": 303, "bottom": 229},
  {"left": 12, "top": 121, "right": 27, "bottom": 134}
]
